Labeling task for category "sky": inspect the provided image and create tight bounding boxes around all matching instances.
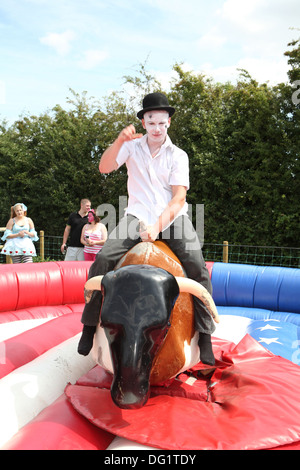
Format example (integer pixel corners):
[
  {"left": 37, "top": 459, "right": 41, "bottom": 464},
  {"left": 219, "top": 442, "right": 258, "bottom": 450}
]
[{"left": 0, "top": 0, "right": 299, "bottom": 124}]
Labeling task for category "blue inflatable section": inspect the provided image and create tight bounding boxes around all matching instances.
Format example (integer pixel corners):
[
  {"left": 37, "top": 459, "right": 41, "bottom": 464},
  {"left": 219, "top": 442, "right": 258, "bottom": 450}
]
[
  {"left": 211, "top": 263, "right": 300, "bottom": 362},
  {"left": 216, "top": 305, "right": 300, "bottom": 326},
  {"left": 211, "top": 263, "right": 300, "bottom": 321},
  {"left": 247, "top": 319, "right": 300, "bottom": 364}
]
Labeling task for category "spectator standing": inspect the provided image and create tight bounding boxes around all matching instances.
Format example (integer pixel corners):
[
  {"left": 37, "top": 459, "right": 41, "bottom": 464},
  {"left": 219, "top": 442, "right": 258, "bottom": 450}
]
[
  {"left": 80, "top": 209, "right": 108, "bottom": 261},
  {"left": 1, "top": 203, "right": 39, "bottom": 263},
  {"left": 61, "top": 199, "right": 91, "bottom": 261}
]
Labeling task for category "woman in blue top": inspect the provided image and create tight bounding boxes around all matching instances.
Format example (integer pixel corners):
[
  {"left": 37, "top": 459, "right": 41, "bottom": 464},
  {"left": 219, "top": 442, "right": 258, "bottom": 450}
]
[{"left": 1, "top": 203, "right": 39, "bottom": 263}]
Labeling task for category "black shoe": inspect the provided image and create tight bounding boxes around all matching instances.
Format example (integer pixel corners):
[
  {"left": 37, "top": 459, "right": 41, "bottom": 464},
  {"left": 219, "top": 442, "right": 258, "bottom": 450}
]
[
  {"left": 77, "top": 325, "right": 96, "bottom": 356},
  {"left": 198, "top": 333, "right": 215, "bottom": 366}
]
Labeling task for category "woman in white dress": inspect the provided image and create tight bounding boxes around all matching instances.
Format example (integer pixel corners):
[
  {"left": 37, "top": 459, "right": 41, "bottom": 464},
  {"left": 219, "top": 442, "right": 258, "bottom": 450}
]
[{"left": 1, "top": 203, "right": 39, "bottom": 263}]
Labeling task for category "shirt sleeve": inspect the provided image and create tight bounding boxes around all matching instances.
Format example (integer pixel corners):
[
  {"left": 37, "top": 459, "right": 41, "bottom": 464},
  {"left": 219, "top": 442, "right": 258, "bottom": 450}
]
[
  {"left": 116, "top": 142, "right": 131, "bottom": 168},
  {"left": 169, "top": 149, "right": 190, "bottom": 190},
  {"left": 1, "top": 229, "right": 12, "bottom": 241},
  {"left": 29, "top": 228, "right": 39, "bottom": 241},
  {"left": 66, "top": 213, "right": 74, "bottom": 226}
]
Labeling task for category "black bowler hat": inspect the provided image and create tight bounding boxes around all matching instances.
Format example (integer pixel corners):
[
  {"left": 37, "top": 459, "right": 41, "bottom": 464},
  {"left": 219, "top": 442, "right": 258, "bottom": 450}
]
[{"left": 137, "top": 92, "right": 175, "bottom": 119}]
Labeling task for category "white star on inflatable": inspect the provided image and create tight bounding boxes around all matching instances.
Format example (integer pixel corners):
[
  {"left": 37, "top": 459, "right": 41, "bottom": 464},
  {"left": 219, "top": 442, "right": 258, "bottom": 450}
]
[
  {"left": 258, "top": 337, "right": 283, "bottom": 345},
  {"left": 256, "top": 324, "right": 282, "bottom": 332}
]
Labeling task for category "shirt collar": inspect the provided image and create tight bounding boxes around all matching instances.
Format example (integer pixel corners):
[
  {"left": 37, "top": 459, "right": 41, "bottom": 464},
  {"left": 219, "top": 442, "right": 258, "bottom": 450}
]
[{"left": 139, "top": 134, "right": 173, "bottom": 155}]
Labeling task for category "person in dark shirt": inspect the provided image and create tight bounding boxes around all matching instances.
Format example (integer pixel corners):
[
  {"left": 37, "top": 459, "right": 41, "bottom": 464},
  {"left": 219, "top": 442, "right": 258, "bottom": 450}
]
[{"left": 61, "top": 199, "right": 91, "bottom": 260}]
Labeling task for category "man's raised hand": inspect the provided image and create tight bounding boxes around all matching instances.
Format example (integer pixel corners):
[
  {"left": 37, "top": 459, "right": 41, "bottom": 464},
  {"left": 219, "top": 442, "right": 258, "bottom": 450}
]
[{"left": 118, "top": 125, "right": 143, "bottom": 144}]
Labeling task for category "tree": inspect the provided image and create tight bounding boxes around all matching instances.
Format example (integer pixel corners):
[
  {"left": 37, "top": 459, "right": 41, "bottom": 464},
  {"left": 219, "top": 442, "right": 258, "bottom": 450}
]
[
  {"left": 274, "top": 36, "right": 300, "bottom": 245},
  {"left": 167, "top": 59, "right": 300, "bottom": 247}
]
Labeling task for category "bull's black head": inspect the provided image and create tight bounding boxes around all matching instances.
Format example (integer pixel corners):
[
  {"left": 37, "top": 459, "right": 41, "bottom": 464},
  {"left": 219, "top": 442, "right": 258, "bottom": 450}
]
[{"left": 100, "top": 265, "right": 179, "bottom": 409}]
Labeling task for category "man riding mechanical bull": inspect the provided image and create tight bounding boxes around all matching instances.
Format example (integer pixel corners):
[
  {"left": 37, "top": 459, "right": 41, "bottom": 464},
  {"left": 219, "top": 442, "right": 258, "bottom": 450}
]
[{"left": 78, "top": 92, "right": 216, "bottom": 366}]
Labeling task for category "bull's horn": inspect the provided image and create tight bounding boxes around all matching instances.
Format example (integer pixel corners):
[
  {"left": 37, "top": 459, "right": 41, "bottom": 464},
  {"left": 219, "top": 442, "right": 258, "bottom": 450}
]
[
  {"left": 85, "top": 275, "right": 104, "bottom": 291},
  {"left": 175, "top": 277, "right": 220, "bottom": 324}
]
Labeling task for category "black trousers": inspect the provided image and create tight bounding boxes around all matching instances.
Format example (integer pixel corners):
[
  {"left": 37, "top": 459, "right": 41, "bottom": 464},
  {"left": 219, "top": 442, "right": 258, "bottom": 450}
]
[{"left": 81, "top": 214, "right": 215, "bottom": 335}]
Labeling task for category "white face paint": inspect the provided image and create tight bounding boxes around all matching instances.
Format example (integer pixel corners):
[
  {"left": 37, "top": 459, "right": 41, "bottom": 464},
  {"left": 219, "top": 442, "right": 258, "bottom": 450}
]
[{"left": 142, "top": 110, "right": 171, "bottom": 147}]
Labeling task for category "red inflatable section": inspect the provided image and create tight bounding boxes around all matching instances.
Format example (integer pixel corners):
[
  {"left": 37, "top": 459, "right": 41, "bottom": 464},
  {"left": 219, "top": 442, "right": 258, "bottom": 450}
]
[
  {"left": 2, "top": 259, "right": 300, "bottom": 450},
  {"left": 0, "top": 261, "right": 92, "bottom": 323},
  {"left": 2, "top": 394, "right": 115, "bottom": 450},
  {"left": 205, "top": 261, "right": 214, "bottom": 279},
  {"left": 0, "top": 312, "right": 82, "bottom": 379},
  {"left": 65, "top": 336, "right": 300, "bottom": 450}
]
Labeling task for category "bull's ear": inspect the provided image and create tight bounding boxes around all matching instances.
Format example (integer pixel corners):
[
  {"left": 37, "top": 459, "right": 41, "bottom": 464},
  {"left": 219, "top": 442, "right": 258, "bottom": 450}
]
[
  {"left": 175, "top": 277, "right": 220, "bottom": 324},
  {"left": 85, "top": 275, "right": 104, "bottom": 291}
]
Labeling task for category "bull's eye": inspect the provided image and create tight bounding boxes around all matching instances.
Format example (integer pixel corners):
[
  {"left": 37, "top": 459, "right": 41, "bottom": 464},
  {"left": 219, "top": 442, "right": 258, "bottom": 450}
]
[
  {"left": 105, "top": 327, "right": 117, "bottom": 342},
  {"left": 103, "top": 323, "right": 123, "bottom": 345}
]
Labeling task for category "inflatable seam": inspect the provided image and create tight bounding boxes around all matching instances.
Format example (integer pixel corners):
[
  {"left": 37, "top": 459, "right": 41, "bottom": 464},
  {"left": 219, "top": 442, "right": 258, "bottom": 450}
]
[
  {"left": 252, "top": 269, "right": 259, "bottom": 309},
  {"left": 15, "top": 272, "right": 21, "bottom": 311},
  {"left": 276, "top": 273, "right": 284, "bottom": 311}
]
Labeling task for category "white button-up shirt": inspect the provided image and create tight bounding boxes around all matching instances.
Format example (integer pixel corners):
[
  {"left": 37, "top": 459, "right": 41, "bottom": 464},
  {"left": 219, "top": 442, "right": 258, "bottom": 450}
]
[{"left": 116, "top": 134, "right": 190, "bottom": 227}]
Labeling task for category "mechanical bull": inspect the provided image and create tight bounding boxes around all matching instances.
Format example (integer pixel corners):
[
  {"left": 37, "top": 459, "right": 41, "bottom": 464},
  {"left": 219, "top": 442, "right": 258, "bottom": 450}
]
[{"left": 85, "top": 241, "right": 219, "bottom": 409}]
